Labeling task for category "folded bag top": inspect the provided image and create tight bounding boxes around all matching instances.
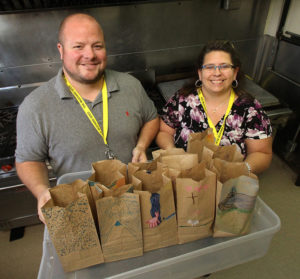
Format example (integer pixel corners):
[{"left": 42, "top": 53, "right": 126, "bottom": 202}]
[
  {"left": 42, "top": 181, "right": 104, "bottom": 272},
  {"left": 89, "top": 159, "right": 127, "bottom": 189}
]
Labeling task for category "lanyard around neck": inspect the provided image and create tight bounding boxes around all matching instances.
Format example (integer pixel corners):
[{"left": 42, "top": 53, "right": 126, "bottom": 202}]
[
  {"left": 197, "top": 88, "right": 235, "bottom": 146},
  {"left": 63, "top": 75, "right": 109, "bottom": 145}
]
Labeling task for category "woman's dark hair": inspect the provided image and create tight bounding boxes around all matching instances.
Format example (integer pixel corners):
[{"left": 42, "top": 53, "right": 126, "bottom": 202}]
[{"left": 179, "top": 40, "right": 245, "bottom": 97}]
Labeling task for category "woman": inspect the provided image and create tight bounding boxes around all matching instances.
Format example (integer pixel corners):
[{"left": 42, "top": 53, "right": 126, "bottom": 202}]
[{"left": 156, "top": 40, "right": 272, "bottom": 174}]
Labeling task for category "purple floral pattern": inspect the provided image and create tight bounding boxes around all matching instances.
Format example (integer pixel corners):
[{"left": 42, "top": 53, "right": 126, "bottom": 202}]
[{"left": 161, "top": 91, "right": 272, "bottom": 155}]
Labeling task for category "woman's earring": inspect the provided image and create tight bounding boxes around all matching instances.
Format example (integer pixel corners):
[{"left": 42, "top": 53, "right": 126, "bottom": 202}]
[
  {"left": 232, "top": 79, "right": 238, "bottom": 88},
  {"left": 195, "top": 79, "right": 202, "bottom": 87}
]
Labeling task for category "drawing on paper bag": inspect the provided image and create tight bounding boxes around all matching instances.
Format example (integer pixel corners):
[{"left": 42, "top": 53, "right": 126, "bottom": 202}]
[{"left": 97, "top": 193, "right": 143, "bottom": 261}]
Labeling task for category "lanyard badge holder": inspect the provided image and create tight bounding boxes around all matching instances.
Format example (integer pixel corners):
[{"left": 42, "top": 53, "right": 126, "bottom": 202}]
[
  {"left": 64, "top": 74, "right": 116, "bottom": 160},
  {"left": 198, "top": 88, "right": 235, "bottom": 146},
  {"left": 105, "top": 145, "right": 115, "bottom": 160}
]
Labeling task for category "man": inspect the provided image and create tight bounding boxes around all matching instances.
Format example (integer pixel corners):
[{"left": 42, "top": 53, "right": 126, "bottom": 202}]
[{"left": 15, "top": 13, "right": 159, "bottom": 223}]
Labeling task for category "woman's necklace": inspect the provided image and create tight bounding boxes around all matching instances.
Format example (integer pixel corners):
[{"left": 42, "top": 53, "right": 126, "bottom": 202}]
[{"left": 210, "top": 97, "right": 230, "bottom": 113}]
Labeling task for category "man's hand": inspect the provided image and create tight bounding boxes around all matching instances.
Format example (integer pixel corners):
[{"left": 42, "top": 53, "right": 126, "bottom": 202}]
[
  {"left": 37, "top": 189, "right": 51, "bottom": 224},
  {"left": 132, "top": 117, "right": 159, "bottom": 162},
  {"left": 132, "top": 146, "right": 147, "bottom": 163}
]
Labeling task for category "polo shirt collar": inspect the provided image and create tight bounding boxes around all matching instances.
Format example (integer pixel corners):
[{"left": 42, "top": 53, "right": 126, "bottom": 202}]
[
  {"left": 54, "top": 68, "right": 73, "bottom": 99},
  {"left": 54, "top": 68, "right": 120, "bottom": 101},
  {"left": 104, "top": 69, "right": 119, "bottom": 94}
]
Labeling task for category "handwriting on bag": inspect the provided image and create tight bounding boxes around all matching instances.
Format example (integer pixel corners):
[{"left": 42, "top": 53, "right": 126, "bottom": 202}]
[{"left": 185, "top": 185, "right": 209, "bottom": 192}]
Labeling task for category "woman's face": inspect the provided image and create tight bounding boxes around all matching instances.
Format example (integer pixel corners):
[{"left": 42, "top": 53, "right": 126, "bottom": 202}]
[{"left": 198, "top": 51, "right": 239, "bottom": 95}]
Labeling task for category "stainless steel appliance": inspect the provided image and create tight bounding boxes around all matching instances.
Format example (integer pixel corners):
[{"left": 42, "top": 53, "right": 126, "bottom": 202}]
[
  {"left": 0, "top": 158, "right": 56, "bottom": 231},
  {"left": 0, "top": 88, "right": 56, "bottom": 231}
]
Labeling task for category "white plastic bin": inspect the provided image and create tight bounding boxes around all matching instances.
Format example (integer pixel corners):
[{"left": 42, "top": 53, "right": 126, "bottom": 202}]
[{"left": 38, "top": 171, "right": 281, "bottom": 279}]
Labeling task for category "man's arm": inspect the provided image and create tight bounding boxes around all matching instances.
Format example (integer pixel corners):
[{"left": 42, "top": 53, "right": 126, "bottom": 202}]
[
  {"left": 16, "top": 161, "right": 51, "bottom": 224},
  {"left": 132, "top": 117, "right": 159, "bottom": 162}
]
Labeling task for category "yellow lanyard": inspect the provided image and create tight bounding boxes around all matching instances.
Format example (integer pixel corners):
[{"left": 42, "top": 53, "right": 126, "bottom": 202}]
[
  {"left": 197, "top": 88, "right": 235, "bottom": 146},
  {"left": 63, "top": 75, "right": 109, "bottom": 145}
]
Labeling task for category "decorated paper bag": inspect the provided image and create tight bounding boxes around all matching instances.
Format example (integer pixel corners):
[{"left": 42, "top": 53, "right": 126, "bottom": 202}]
[
  {"left": 213, "top": 175, "right": 259, "bottom": 237},
  {"left": 133, "top": 168, "right": 178, "bottom": 251},
  {"left": 89, "top": 159, "right": 127, "bottom": 189},
  {"left": 212, "top": 158, "right": 256, "bottom": 183},
  {"left": 66, "top": 179, "right": 103, "bottom": 226},
  {"left": 87, "top": 180, "right": 104, "bottom": 203},
  {"left": 152, "top": 150, "right": 199, "bottom": 204},
  {"left": 176, "top": 163, "right": 216, "bottom": 243},
  {"left": 42, "top": 182, "right": 104, "bottom": 272},
  {"left": 96, "top": 184, "right": 143, "bottom": 262}
]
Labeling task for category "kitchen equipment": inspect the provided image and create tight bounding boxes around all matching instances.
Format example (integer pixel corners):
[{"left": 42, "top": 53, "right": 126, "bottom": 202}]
[{"left": 0, "top": 100, "right": 56, "bottom": 230}]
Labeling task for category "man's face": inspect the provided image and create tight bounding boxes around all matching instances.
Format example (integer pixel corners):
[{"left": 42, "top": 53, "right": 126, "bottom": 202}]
[{"left": 57, "top": 17, "right": 107, "bottom": 84}]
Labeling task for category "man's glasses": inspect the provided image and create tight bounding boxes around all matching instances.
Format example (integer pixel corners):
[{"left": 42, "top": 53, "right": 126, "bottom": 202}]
[{"left": 201, "top": 64, "right": 236, "bottom": 72}]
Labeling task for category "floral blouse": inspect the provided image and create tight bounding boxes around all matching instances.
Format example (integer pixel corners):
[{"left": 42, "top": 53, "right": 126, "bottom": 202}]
[{"left": 161, "top": 90, "right": 272, "bottom": 155}]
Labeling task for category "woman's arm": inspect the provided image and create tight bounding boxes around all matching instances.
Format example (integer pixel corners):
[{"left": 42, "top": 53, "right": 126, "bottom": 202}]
[
  {"left": 155, "top": 118, "right": 176, "bottom": 150},
  {"left": 244, "top": 137, "right": 273, "bottom": 174}
]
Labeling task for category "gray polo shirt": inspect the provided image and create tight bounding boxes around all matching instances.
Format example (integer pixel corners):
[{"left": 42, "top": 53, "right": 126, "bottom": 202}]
[{"left": 15, "top": 69, "right": 157, "bottom": 178}]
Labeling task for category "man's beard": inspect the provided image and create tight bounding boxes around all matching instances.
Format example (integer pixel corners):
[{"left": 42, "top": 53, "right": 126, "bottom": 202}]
[{"left": 63, "top": 64, "right": 104, "bottom": 84}]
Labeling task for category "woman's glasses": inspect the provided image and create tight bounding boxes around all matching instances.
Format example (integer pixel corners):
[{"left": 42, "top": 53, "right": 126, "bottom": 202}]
[{"left": 201, "top": 64, "right": 236, "bottom": 72}]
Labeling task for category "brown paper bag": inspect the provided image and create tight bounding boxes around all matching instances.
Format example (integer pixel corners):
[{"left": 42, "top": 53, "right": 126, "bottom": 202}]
[
  {"left": 128, "top": 159, "right": 160, "bottom": 186},
  {"left": 152, "top": 148, "right": 186, "bottom": 160},
  {"left": 89, "top": 159, "right": 127, "bottom": 189},
  {"left": 160, "top": 153, "right": 199, "bottom": 170},
  {"left": 87, "top": 180, "right": 104, "bottom": 203},
  {"left": 153, "top": 148, "right": 198, "bottom": 171},
  {"left": 187, "top": 138, "right": 214, "bottom": 169},
  {"left": 96, "top": 184, "right": 143, "bottom": 262},
  {"left": 162, "top": 167, "right": 182, "bottom": 192},
  {"left": 213, "top": 145, "right": 244, "bottom": 162},
  {"left": 213, "top": 175, "right": 259, "bottom": 237},
  {"left": 72, "top": 179, "right": 103, "bottom": 233},
  {"left": 187, "top": 129, "right": 217, "bottom": 155},
  {"left": 187, "top": 129, "right": 244, "bottom": 169},
  {"left": 133, "top": 169, "right": 178, "bottom": 251},
  {"left": 176, "top": 163, "right": 216, "bottom": 243},
  {"left": 152, "top": 150, "right": 199, "bottom": 205},
  {"left": 212, "top": 158, "right": 256, "bottom": 183},
  {"left": 42, "top": 182, "right": 104, "bottom": 272}
]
